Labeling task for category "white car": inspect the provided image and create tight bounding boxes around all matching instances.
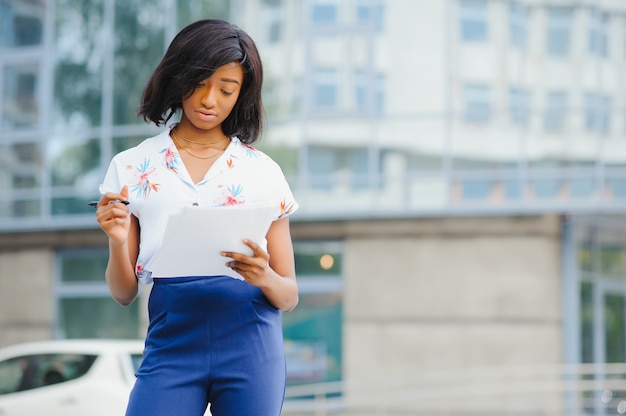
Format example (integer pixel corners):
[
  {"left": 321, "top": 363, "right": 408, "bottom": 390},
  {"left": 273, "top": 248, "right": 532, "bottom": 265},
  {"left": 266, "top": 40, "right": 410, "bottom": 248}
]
[{"left": 0, "top": 339, "right": 144, "bottom": 416}]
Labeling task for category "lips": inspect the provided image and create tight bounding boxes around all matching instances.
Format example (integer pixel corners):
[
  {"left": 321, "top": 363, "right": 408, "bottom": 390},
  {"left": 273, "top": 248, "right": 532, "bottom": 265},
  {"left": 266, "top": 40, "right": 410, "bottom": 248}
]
[{"left": 195, "top": 109, "right": 217, "bottom": 121}]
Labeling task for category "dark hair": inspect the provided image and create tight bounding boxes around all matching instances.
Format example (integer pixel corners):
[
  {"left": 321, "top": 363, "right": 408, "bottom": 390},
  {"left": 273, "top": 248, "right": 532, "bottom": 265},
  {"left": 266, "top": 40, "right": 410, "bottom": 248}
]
[{"left": 138, "top": 19, "right": 264, "bottom": 144}]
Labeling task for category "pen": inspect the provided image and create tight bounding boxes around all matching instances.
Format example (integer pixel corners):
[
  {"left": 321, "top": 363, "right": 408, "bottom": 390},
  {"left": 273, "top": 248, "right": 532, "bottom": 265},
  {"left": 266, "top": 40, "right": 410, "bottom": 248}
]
[{"left": 88, "top": 200, "right": 130, "bottom": 208}]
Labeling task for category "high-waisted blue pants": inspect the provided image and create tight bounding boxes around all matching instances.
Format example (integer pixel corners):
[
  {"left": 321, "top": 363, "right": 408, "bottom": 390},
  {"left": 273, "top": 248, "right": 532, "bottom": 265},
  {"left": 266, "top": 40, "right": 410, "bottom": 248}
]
[{"left": 125, "top": 275, "right": 286, "bottom": 416}]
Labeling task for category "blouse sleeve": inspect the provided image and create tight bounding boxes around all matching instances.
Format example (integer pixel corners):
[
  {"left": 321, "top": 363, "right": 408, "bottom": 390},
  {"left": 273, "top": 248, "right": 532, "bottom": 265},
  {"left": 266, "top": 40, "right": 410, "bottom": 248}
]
[
  {"left": 268, "top": 161, "right": 299, "bottom": 220},
  {"left": 99, "top": 157, "right": 123, "bottom": 195}
]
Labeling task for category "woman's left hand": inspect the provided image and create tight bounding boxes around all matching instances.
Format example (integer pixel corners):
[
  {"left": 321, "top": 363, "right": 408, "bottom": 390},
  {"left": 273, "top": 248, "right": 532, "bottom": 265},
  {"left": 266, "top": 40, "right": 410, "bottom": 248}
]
[{"left": 222, "top": 239, "right": 271, "bottom": 286}]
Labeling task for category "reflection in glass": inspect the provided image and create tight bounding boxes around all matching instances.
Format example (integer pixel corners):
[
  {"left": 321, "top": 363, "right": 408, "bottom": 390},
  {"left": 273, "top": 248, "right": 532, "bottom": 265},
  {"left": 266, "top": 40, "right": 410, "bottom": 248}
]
[
  {"left": 580, "top": 282, "right": 593, "bottom": 363},
  {"left": 113, "top": 0, "right": 166, "bottom": 125},
  {"left": 53, "top": 0, "right": 104, "bottom": 130},
  {"left": 176, "top": 0, "right": 230, "bottom": 29},
  {"left": 2, "top": 64, "right": 39, "bottom": 129},
  {"left": 0, "top": 0, "right": 44, "bottom": 47},
  {"left": 0, "top": 142, "right": 41, "bottom": 191},
  {"left": 61, "top": 251, "right": 108, "bottom": 282},
  {"left": 51, "top": 138, "right": 100, "bottom": 187},
  {"left": 604, "top": 294, "right": 626, "bottom": 363},
  {"left": 59, "top": 297, "right": 140, "bottom": 339}
]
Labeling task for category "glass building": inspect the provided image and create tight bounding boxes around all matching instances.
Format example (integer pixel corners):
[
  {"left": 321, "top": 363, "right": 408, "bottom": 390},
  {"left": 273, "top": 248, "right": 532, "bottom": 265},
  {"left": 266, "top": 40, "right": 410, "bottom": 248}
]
[{"left": 2, "top": 0, "right": 626, "bottom": 408}]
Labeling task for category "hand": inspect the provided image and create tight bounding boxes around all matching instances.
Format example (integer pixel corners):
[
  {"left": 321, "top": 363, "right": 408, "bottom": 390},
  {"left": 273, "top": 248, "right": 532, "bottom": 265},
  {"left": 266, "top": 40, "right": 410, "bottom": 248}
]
[
  {"left": 95, "top": 186, "right": 131, "bottom": 244},
  {"left": 222, "top": 239, "right": 271, "bottom": 286}
]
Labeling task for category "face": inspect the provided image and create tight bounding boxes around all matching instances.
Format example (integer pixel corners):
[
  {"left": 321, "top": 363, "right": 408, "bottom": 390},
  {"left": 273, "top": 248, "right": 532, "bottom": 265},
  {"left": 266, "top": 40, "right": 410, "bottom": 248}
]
[{"left": 180, "top": 62, "right": 244, "bottom": 133}]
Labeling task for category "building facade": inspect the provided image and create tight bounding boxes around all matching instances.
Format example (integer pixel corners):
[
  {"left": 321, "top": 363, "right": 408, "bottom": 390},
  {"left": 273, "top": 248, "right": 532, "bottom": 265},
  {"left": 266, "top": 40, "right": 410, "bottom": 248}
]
[{"left": 1, "top": 0, "right": 626, "bottom": 413}]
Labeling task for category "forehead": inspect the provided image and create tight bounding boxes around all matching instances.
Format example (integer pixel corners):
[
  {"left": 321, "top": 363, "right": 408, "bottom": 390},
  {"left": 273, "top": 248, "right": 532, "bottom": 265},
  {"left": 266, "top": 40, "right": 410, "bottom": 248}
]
[{"left": 208, "top": 62, "right": 243, "bottom": 82}]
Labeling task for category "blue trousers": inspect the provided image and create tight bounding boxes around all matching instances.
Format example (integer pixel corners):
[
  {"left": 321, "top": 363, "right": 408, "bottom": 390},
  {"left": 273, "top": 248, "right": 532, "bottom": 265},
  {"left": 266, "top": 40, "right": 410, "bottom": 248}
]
[{"left": 126, "top": 275, "right": 286, "bottom": 416}]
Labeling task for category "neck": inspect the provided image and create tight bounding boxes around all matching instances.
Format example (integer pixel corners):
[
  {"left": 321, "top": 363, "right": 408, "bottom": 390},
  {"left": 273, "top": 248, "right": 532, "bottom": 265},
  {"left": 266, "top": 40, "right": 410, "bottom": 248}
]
[{"left": 172, "top": 125, "right": 228, "bottom": 146}]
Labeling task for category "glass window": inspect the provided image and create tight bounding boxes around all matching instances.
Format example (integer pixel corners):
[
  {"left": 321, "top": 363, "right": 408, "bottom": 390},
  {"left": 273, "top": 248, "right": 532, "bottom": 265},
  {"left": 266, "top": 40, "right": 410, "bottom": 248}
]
[
  {"left": 53, "top": 0, "right": 104, "bottom": 130},
  {"left": 56, "top": 250, "right": 140, "bottom": 339},
  {"left": 509, "top": 3, "right": 528, "bottom": 49},
  {"left": 311, "top": 0, "right": 338, "bottom": 26},
  {"left": 284, "top": 241, "right": 343, "bottom": 384},
  {"left": 544, "top": 91, "right": 568, "bottom": 133},
  {"left": 547, "top": 7, "right": 572, "bottom": 57},
  {"left": 509, "top": 88, "right": 530, "bottom": 126},
  {"left": 262, "top": 0, "right": 283, "bottom": 44},
  {"left": 0, "top": 0, "right": 44, "bottom": 48},
  {"left": 464, "top": 84, "right": 491, "bottom": 123},
  {"left": 113, "top": 0, "right": 166, "bottom": 125},
  {"left": 460, "top": 0, "right": 488, "bottom": 42},
  {"left": 356, "top": 0, "right": 383, "bottom": 32},
  {"left": 2, "top": 63, "right": 39, "bottom": 130},
  {"left": 0, "top": 142, "right": 41, "bottom": 191},
  {"left": 313, "top": 68, "right": 338, "bottom": 109},
  {"left": 589, "top": 10, "right": 609, "bottom": 58},
  {"left": 354, "top": 71, "right": 384, "bottom": 114},
  {"left": 308, "top": 146, "right": 371, "bottom": 191},
  {"left": 585, "top": 93, "right": 611, "bottom": 135},
  {"left": 581, "top": 281, "right": 593, "bottom": 363},
  {"left": 176, "top": 0, "right": 230, "bottom": 28},
  {"left": 605, "top": 294, "right": 626, "bottom": 363},
  {"left": 354, "top": 70, "right": 367, "bottom": 112},
  {"left": 50, "top": 138, "right": 101, "bottom": 187}
]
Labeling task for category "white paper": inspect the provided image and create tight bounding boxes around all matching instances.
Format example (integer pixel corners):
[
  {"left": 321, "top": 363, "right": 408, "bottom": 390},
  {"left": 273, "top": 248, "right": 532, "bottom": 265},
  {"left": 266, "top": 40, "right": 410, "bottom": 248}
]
[{"left": 147, "top": 205, "right": 277, "bottom": 279}]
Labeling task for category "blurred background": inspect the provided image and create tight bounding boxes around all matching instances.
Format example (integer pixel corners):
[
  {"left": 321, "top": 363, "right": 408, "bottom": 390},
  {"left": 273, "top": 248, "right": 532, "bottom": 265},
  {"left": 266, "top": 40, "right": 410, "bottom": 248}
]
[{"left": 1, "top": 0, "right": 626, "bottom": 414}]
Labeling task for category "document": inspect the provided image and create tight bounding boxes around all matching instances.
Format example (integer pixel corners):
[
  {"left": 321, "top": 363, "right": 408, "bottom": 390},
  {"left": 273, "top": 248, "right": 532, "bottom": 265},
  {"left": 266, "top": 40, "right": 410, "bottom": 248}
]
[{"left": 147, "top": 205, "right": 277, "bottom": 279}]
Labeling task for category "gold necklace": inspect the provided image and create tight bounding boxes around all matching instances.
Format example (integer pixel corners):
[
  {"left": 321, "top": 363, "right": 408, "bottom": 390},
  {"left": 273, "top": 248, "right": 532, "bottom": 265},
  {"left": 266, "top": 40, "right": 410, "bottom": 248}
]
[
  {"left": 172, "top": 126, "right": 226, "bottom": 145},
  {"left": 171, "top": 131, "right": 229, "bottom": 160}
]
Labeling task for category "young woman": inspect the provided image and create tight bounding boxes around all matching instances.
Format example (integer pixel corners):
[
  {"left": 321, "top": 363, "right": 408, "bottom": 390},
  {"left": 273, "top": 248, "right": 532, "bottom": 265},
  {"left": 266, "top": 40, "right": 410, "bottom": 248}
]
[{"left": 94, "top": 19, "right": 298, "bottom": 416}]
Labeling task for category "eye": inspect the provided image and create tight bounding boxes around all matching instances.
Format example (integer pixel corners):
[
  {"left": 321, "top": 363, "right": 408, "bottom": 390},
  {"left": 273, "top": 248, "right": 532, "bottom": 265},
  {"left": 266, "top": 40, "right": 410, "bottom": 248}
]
[{"left": 221, "top": 89, "right": 234, "bottom": 96}]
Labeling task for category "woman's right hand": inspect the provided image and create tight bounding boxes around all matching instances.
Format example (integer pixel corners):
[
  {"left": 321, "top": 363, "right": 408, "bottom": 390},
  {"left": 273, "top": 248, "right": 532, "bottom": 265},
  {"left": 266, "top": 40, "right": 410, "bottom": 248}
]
[{"left": 95, "top": 186, "right": 131, "bottom": 244}]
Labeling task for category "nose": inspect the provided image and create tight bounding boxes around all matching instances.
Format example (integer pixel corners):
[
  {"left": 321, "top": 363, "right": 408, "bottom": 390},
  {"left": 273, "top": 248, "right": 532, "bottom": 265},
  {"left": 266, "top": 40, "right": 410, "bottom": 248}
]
[{"left": 200, "top": 87, "right": 217, "bottom": 108}]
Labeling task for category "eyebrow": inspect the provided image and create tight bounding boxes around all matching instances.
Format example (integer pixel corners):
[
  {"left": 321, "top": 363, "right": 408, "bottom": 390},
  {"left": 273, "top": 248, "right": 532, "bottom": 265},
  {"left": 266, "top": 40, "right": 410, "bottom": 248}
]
[{"left": 221, "top": 78, "right": 241, "bottom": 85}]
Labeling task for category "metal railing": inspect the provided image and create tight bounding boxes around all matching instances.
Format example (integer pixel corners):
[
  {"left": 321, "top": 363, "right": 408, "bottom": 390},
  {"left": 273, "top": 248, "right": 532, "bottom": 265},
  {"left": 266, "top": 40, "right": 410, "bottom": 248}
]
[{"left": 282, "top": 363, "right": 626, "bottom": 415}]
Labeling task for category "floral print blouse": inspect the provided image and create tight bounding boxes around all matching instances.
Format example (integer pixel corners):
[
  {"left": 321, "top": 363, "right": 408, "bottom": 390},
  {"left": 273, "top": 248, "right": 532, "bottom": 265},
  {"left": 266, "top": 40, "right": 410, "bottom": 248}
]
[{"left": 100, "top": 128, "right": 299, "bottom": 284}]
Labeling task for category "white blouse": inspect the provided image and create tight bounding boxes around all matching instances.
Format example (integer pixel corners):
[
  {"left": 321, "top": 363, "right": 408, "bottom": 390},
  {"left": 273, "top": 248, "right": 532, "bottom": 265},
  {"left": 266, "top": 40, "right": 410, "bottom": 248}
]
[{"left": 100, "top": 128, "right": 298, "bottom": 284}]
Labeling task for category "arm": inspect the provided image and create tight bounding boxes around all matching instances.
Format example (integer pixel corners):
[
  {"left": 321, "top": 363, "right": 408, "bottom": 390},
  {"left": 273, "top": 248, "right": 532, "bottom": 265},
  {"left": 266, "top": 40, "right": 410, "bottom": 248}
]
[
  {"left": 222, "top": 217, "right": 298, "bottom": 312},
  {"left": 95, "top": 186, "right": 140, "bottom": 306}
]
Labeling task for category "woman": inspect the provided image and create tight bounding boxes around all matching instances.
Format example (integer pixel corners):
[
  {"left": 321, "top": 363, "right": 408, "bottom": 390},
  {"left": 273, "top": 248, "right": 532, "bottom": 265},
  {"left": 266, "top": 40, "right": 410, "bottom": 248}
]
[{"left": 95, "top": 19, "right": 298, "bottom": 416}]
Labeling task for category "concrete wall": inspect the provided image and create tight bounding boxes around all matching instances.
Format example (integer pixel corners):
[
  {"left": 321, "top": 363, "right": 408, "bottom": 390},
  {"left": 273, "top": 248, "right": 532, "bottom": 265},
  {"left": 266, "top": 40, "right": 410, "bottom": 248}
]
[{"left": 0, "top": 250, "right": 54, "bottom": 346}]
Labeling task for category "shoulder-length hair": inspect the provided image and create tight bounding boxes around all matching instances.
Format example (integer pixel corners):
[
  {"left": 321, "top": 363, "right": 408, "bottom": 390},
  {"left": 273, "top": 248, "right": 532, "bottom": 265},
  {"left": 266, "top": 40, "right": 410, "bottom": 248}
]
[{"left": 138, "top": 19, "right": 264, "bottom": 144}]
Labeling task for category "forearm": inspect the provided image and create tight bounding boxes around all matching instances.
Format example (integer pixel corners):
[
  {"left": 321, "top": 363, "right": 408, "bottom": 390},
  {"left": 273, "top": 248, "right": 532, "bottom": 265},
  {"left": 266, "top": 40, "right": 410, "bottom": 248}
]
[
  {"left": 259, "top": 270, "right": 299, "bottom": 312},
  {"left": 105, "top": 240, "right": 139, "bottom": 306}
]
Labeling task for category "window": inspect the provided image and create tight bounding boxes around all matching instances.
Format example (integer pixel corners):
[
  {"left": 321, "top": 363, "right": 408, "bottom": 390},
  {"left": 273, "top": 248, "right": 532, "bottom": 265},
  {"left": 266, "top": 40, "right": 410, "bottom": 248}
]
[
  {"left": 589, "top": 10, "right": 609, "bottom": 58},
  {"left": 354, "top": 70, "right": 385, "bottom": 114},
  {"left": 2, "top": 63, "right": 39, "bottom": 130},
  {"left": 284, "top": 241, "right": 343, "bottom": 384},
  {"left": 356, "top": 0, "right": 383, "bottom": 32},
  {"left": 56, "top": 250, "right": 140, "bottom": 339},
  {"left": 262, "top": 0, "right": 283, "bottom": 44},
  {"left": 460, "top": 0, "right": 488, "bottom": 42},
  {"left": 308, "top": 146, "right": 372, "bottom": 191},
  {"left": 313, "top": 69, "right": 339, "bottom": 110},
  {"left": 311, "top": 0, "right": 338, "bottom": 26},
  {"left": 0, "top": 0, "right": 44, "bottom": 47},
  {"left": 547, "top": 7, "right": 572, "bottom": 57},
  {"left": 464, "top": 84, "right": 491, "bottom": 123},
  {"left": 509, "top": 88, "right": 530, "bottom": 126},
  {"left": 544, "top": 91, "right": 568, "bottom": 133},
  {"left": 585, "top": 93, "right": 611, "bottom": 134},
  {"left": 509, "top": 3, "right": 528, "bottom": 49},
  {"left": 0, "top": 354, "right": 96, "bottom": 394}
]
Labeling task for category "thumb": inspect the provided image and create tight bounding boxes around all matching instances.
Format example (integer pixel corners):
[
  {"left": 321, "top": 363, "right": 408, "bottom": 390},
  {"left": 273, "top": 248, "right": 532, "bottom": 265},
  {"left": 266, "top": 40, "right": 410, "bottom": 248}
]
[{"left": 120, "top": 185, "right": 129, "bottom": 200}]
